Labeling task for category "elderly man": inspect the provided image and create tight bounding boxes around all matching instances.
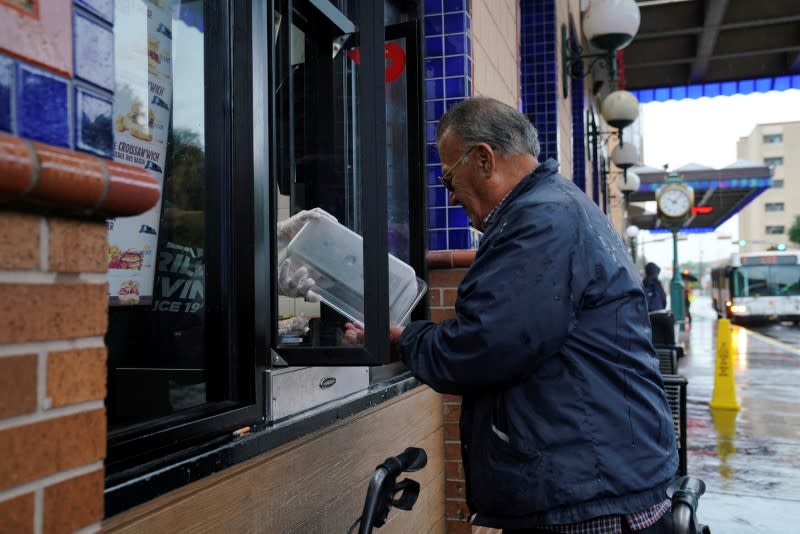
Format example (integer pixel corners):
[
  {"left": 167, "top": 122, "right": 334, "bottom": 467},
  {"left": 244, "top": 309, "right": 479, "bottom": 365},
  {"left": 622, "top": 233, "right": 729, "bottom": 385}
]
[{"left": 358, "top": 97, "right": 678, "bottom": 533}]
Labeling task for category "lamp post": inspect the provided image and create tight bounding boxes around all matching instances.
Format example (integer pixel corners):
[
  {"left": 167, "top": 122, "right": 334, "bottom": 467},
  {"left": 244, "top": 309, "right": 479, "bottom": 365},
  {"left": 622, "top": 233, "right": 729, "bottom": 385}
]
[{"left": 625, "top": 224, "right": 639, "bottom": 263}]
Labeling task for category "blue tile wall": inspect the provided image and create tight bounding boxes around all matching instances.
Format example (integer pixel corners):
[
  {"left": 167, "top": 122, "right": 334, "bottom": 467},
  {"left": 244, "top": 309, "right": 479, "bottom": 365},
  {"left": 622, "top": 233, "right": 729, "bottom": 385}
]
[
  {"left": 75, "top": 0, "right": 114, "bottom": 23},
  {"left": 0, "top": 56, "right": 13, "bottom": 134},
  {"left": 16, "top": 64, "right": 71, "bottom": 148},
  {"left": 74, "top": 11, "right": 115, "bottom": 92},
  {"left": 571, "top": 74, "right": 586, "bottom": 193},
  {"left": 75, "top": 85, "right": 113, "bottom": 157},
  {"left": 520, "top": 0, "right": 558, "bottom": 162},
  {"left": 424, "top": 0, "right": 474, "bottom": 250},
  {"left": 0, "top": 2, "right": 115, "bottom": 159}
]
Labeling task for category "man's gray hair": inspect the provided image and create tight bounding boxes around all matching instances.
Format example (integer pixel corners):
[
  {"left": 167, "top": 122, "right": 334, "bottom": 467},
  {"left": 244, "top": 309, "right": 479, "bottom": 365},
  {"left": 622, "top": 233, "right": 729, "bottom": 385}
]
[{"left": 435, "top": 97, "right": 540, "bottom": 157}]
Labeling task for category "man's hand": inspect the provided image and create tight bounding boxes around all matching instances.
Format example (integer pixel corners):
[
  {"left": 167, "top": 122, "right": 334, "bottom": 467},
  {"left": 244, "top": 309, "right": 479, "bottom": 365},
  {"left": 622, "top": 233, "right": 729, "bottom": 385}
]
[{"left": 340, "top": 323, "right": 406, "bottom": 348}]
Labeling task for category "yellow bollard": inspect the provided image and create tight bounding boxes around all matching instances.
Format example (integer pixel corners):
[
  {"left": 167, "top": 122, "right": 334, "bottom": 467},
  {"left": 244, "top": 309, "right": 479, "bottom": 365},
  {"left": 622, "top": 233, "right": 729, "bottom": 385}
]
[{"left": 710, "top": 318, "right": 740, "bottom": 410}]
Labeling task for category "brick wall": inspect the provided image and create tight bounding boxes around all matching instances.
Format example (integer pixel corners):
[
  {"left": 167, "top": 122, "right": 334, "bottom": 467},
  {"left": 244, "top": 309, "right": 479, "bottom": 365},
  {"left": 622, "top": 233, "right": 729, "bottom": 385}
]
[
  {"left": 428, "top": 251, "right": 501, "bottom": 534},
  {"left": 0, "top": 212, "right": 108, "bottom": 533}
]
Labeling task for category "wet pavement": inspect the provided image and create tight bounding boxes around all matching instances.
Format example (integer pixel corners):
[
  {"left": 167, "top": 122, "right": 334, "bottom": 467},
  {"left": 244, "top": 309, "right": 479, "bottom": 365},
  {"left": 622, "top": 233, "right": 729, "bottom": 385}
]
[{"left": 678, "top": 295, "right": 800, "bottom": 533}]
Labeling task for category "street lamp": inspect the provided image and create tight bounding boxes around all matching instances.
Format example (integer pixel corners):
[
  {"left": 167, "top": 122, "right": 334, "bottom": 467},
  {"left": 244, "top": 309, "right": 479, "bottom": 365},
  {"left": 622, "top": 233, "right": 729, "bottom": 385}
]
[{"left": 625, "top": 224, "right": 639, "bottom": 262}]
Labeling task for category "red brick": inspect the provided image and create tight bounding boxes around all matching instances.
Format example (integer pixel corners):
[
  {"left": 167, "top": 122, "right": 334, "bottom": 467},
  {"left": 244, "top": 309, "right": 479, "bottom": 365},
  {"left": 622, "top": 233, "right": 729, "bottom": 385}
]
[
  {"left": 0, "top": 493, "right": 34, "bottom": 533},
  {"left": 0, "top": 284, "right": 108, "bottom": 344},
  {"left": 446, "top": 499, "right": 470, "bottom": 520},
  {"left": 0, "top": 409, "right": 105, "bottom": 491},
  {"left": 444, "top": 421, "right": 460, "bottom": 441},
  {"left": 44, "top": 469, "right": 104, "bottom": 534},
  {"left": 428, "top": 288, "right": 443, "bottom": 307},
  {"left": 443, "top": 402, "right": 461, "bottom": 421},
  {"left": 0, "top": 354, "right": 37, "bottom": 418},
  {"left": 446, "top": 478, "right": 466, "bottom": 499},
  {"left": 445, "top": 460, "right": 465, "bottom": 479},
  {"left": 429, "top": 269, "right": 469, "bottom": 288},
  {"left": 48, "top": 218, "right": 107, "bottom": 273},
  {"left": 445, "top": 442, "right": 462, "bottom": 462},
  {"left": 0, "top": 212, "right": 40, "bottom": 270},
  {"left": 443, "top": 288, "right": 458, "bottom": 306},
  {"left": 431, "top": 308, "right": 457, "bottom": 323},
  {"left": 47, "top": 347, "right": 107, "bottom": 408}
]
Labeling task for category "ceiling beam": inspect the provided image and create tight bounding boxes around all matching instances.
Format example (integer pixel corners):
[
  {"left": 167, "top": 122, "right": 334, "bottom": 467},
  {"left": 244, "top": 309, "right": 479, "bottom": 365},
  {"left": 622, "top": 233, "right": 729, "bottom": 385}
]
[
  {"left": 635, "top": 15, "right": 800, "bottom": 40},
  {"left": 626, "top": 45, "right": 800, "bottom": 70},
  {"left": 690, "top": 0, "right": 730, "bottom": 82}
]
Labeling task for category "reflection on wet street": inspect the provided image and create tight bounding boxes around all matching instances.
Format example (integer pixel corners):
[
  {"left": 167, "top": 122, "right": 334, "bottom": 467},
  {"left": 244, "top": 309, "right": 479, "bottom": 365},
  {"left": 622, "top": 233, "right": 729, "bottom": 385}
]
[{"left": 679, "top": 295, "right": 800, "bottom": 532}]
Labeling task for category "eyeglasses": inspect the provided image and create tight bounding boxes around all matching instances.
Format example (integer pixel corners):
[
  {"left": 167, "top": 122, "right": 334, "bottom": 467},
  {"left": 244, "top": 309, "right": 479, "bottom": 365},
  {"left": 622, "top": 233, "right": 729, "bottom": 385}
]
[{"left": 439, "top": 145, "right": 476, "bottom": 192}]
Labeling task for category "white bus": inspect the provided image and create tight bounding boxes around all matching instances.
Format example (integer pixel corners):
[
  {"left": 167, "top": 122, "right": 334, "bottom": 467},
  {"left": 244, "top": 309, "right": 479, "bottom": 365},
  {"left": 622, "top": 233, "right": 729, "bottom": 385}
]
[{"left": 711, "top": 251, "right": 800, "bottom": 325}]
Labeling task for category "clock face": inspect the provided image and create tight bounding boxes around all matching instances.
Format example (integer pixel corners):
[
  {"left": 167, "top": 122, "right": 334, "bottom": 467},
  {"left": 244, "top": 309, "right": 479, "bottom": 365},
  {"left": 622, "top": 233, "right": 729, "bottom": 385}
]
[{"left": 659, "top": 188, "right": 691, "bottom": 218}]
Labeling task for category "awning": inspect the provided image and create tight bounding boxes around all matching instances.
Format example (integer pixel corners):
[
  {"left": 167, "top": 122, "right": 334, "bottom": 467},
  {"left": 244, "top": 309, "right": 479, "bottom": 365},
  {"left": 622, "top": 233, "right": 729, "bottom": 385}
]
[{"left": 627, "top": 160, "right": 772, "bottom": 231}]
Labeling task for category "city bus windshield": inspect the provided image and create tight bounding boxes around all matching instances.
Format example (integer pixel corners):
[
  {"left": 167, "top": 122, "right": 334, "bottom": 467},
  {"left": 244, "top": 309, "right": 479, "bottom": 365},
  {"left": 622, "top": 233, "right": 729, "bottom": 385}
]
[{"left": 732, "top": 265, "right": 800, "bottom": 297}]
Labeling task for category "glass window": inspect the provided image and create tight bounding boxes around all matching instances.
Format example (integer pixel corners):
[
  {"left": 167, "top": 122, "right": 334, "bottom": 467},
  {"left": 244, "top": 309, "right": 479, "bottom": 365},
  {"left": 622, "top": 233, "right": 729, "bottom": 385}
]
[
  {"left": 271, "top": 0, "right": 425, "bottom": 365},
  {"left": 765, "top": 156, "right": 783, "bottom": 167},
  {"left": 763, "top": 134, "right": 783, "bottom": 144},
  {"left": 105, "top": 0, "right": 259, "bottom": 472},
  {"left": 772, "top": 179, "right": 784, "bottom": 188},
  {"left": 733, "top": 266, "right": 770, "bottom": 297},
  {"left": 766, "top": 225, "right": 786, "bottom": 234},
  {"left": 773, "top": 266, "right": 800, "bottom": 296},
  {"left": 765, "top": 202, "right": 785, "bottom": 212}
]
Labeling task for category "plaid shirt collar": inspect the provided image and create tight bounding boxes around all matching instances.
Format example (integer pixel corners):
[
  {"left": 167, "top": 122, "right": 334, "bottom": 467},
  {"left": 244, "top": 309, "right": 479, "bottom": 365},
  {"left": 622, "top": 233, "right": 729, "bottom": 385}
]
[{"left": 533, "top": 499, "right": 671, "bottom": 534}]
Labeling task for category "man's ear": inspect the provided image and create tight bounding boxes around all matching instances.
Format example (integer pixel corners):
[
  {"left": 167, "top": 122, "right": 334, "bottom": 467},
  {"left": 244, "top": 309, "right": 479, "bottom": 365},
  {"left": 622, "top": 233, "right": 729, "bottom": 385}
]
[{"left": 477, "top": 143, "right": 494, "bottom": 174}]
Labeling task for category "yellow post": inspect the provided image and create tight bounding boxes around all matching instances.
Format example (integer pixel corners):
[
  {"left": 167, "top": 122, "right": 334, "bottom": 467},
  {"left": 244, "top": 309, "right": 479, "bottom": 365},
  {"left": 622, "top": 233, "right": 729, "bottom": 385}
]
[{"left": 710, "top": 318, "right": 740, "bottom": 410}]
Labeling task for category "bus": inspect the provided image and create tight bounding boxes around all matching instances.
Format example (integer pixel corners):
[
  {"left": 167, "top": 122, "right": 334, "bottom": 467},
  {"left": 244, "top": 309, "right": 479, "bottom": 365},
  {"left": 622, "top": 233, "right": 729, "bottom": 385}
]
[{"left": 711, "top": 251, "right": 800, "bottom": 325}]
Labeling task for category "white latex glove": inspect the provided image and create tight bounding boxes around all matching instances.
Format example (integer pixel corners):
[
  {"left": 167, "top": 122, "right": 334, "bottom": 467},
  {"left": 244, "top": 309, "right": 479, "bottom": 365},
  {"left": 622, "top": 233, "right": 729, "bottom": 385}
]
[
  {"left": 276, "top": 208, "right": 336, "bottom": 249},
  {"left": 278, "top": 257, "right": 321, "bottom": 301}
]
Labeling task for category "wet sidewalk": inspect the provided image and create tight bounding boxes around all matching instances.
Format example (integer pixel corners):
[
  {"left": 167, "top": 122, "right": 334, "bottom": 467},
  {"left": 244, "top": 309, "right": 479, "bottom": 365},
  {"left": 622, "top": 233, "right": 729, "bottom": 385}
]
[{"left": 679, "top": 296, "right": 800, "bottom": 533}]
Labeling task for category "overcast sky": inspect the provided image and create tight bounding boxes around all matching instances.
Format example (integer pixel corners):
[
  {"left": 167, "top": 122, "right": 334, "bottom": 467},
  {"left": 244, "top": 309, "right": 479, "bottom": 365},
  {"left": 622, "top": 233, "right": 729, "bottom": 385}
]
[{"left": 633, "top": 88, "right": 800, "bottom": 270}]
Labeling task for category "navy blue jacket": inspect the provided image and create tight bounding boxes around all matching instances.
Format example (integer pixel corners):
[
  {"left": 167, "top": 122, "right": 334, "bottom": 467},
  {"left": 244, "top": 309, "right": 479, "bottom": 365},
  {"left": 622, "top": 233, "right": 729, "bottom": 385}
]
[{"left": 398, "top": 159, "right": 678, "bottom": 529}]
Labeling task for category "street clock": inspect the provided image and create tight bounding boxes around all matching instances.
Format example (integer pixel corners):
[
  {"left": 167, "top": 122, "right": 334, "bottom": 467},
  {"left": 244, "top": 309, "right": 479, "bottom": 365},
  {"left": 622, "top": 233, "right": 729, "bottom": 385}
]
[{"left": 656, "top": 177, "right": 694, "bottom": 221}]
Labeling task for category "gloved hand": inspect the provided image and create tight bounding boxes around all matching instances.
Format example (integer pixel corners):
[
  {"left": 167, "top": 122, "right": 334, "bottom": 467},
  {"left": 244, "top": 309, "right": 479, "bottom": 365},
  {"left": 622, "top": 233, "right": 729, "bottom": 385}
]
[
  {"left": 278, "top": 257, "right": 321, "bottom": 301},
  {"left": 276, "top": 207, "right": 336, "bottom": 249}
]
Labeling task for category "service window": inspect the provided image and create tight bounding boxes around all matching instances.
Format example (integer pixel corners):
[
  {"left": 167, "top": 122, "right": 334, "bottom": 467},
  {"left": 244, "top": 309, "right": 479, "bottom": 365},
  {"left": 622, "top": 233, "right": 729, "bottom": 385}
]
[{"left": 269, "top": 0, "right": 425, "bottom": 368}]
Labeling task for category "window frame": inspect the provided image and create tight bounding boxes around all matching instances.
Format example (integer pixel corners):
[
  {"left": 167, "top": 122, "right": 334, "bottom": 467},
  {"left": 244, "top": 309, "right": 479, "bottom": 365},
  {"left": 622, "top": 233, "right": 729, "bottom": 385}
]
[{"left": 105, "top": 0, "right": 265, "bottom": 512}]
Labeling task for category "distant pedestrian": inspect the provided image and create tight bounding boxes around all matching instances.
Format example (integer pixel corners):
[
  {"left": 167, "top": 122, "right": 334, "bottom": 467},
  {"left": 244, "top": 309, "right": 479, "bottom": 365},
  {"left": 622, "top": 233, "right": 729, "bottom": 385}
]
[{"left": 643, "top": 262, "right": 667, "bottom": 311}]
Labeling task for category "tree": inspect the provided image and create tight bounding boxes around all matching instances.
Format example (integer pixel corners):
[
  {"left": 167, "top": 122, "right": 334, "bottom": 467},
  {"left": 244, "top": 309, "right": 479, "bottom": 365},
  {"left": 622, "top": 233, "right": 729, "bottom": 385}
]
[{"left": 789, "top": 215, "right": 800, "bottom": 246}]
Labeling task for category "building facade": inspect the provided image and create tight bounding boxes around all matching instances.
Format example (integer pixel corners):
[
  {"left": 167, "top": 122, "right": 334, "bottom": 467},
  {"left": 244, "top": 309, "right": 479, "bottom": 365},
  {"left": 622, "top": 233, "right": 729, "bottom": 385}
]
[
  {"left": 737, "top": 122, "right": 800, "bottom": 252},
  {"left": 0, "top": 1, "right": 611, "bottom": 532}
]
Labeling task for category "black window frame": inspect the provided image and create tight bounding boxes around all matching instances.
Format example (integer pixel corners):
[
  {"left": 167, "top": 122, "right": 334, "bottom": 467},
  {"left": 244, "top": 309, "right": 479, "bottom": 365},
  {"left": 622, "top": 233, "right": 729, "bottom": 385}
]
[
  {"left": 105, "top": 0, "right": 265, "bottom": 513},
  {"left": 104, "top": 0, "right": 427, "bottom": 517}
]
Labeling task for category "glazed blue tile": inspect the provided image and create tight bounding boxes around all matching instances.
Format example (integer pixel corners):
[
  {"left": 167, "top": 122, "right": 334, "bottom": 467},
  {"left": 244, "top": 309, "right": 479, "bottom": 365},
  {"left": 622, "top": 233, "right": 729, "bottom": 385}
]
[
  {"left": 428, "top": 229, "right": 447, "bottom": 250},
  {"left": 428, "top": 185, "right": 446, "bottom": 207},
  {"left": 445, "top": 77, "right": 466, "bottom": 98},
  {"left": 425, "top": 78, "right": 444, "bottom": 99},
  {"left": 425, "top": 36, "right": 443, "bottom": 57},
  {"left": 444, "top": 13, "right": 464, "bottom": 34},
  {"left": 448, "top": 229, "right": 470, "bottom": 249},
  {"left": 425, "top": 99, "right": 444, "bottom": 120},
  {"left": 443, "top": 0, "right": 466, "bottom": 12},
  {"left": 17, "top": 64, "right": 70, "bottom": 148},
  {"left": 425, "top": 15, "right": 443, "bottom": 36},
  {"left": 426, "top": 165, "right": 441, "bottom": 185},
  {"left": 445, "top": 35, "right": 465, "bottom": 55},
  {"left": 426, "top": 121, "right": 437, "bottom": 141},
  {"left": 445, "top": 56, "right": 465, "bottom": 76},
  {"left": 424, "top": 0, "right": 442, "bottom": 13},
  {"left": 428, "top": 208, "right": 447, "bottom": 229},
  {"left": 74, "top": 86, "right": 112, "bottom": 157},
  {"left": 425, "top": 58, "right": 443, "bottom": 77},
  {"left": 447, "top": 207, "right": 469, "bottom": 227},
  {"left": 0, "top": 55, "right": 13, "bottom": 133},
  {"left": 426, "top": 143, "right": 440, "bottom": 164},
  {"left": 75, "top": 0, "right": 114, "bottom": 23},
  {"left": 74, "top": 13, "right": 114, "bottom": 91}
]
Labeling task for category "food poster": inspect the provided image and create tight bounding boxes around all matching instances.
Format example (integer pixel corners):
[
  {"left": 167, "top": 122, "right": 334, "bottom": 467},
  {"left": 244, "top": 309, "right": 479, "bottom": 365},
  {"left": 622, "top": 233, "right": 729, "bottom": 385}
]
[{"left": 107, "top": 0, "right": 173, "bottom": 305}]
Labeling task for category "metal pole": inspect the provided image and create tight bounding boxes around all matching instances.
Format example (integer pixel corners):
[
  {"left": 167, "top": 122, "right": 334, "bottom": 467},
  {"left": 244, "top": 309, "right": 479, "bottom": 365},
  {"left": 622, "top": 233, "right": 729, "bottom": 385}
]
[{"left": 670, "top": 229, "right": 685, "bottom": 325}]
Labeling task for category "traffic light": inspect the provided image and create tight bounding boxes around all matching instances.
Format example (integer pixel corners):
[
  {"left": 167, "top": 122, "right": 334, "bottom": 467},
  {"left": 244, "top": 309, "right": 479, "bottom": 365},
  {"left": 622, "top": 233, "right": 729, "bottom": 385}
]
[
  {"left": 737, "top": 239, "right": 747, "bottom": 247},
  {"left": 777, "top": 243, "right": 787, "bottom": 251}
]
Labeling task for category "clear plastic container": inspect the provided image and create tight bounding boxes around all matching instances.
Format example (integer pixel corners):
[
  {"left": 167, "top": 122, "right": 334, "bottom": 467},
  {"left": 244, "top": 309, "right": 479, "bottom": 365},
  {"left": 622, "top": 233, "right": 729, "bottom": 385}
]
[{"left": 284, "top": 215, "right": 427, "bottom": 326}]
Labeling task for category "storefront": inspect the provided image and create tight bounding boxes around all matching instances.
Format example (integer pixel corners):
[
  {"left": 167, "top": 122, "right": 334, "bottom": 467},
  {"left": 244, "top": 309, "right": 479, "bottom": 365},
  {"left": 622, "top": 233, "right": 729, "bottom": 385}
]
[{"left": 0, "top": 1, "right": 593, "bottom": 532}]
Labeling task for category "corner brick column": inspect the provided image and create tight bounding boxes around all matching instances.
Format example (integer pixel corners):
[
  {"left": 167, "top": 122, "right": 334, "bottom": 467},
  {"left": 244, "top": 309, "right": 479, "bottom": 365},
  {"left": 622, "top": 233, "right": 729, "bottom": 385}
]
[
  {"left": 0, "top": 136, "right": 159, "bottom": 533},
  {"left": 428, "top": 251, "right": 502, "bottom": 534}
]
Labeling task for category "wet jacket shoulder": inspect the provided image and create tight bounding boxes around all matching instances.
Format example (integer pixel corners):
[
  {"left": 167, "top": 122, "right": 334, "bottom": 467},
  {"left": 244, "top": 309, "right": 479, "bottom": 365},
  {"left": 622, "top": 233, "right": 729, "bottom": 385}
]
[{"left": 398, "top": 159, "right": 678, "bottom": 528}]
